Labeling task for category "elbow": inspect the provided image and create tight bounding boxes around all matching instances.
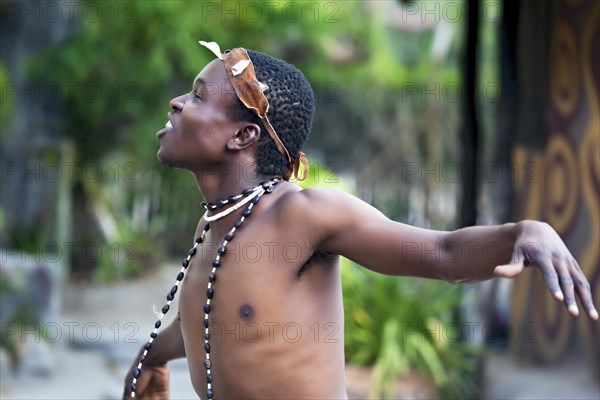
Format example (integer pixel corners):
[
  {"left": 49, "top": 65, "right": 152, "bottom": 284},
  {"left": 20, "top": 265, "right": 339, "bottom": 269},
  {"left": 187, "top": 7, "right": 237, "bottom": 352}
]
[
  {"left": 437, "top": 266, "right": 459, "bottom": 284},
  {"left": 437, "top": 232, "right": 459, "bottom": 284},
  {"left": 438, "top": 268, "right": 478, "bottom": 284}
]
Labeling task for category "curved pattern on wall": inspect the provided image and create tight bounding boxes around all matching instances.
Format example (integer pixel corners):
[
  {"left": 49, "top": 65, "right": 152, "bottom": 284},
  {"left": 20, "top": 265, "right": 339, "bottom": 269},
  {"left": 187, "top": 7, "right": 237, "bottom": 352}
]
[{"left": 510, "top": 0, "right": 599, "bottom": 371}]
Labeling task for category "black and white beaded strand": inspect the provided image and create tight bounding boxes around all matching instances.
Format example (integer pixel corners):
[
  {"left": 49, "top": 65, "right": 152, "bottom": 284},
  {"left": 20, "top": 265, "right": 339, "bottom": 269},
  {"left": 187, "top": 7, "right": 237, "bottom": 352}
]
[
  {"left": 129, "top": 178, "right": 280, "bottom": 400},
  {"left": 203, "top": 187, "right": 265, "bottom": 222},
  {"left": 202, "top": 178, "right": 279, "bottom": 399},
  {"left": 201, "top": 182, "right": 268, "bottom": 211},
  {"left": 129, "top": 223, "right": 210, "bottom": 398}
]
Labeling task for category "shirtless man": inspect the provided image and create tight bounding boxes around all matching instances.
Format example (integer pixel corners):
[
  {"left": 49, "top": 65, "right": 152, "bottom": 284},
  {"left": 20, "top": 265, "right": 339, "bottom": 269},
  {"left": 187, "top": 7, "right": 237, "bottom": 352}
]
[{"left": 123, "top": 42, "right": 598, "bottom": 400}]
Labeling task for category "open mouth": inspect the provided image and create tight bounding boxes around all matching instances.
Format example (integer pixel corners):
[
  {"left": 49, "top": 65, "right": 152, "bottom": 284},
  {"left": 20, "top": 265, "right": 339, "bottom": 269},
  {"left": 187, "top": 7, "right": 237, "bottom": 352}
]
[{"left": 157, "top": 118, "right": 175, "bottom": 139}]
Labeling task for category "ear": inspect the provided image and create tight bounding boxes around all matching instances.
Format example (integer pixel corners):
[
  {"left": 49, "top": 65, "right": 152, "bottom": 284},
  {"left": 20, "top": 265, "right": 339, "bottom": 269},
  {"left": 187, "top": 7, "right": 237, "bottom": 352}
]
[{"left": 227, "top": 123, "right": 261, "bottom": 151}]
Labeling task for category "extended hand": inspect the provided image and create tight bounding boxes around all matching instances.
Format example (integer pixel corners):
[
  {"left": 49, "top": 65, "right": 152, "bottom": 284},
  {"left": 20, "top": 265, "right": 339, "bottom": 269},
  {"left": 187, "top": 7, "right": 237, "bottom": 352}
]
[
  {"left": 123, "top": 364, "right": 170, "bottom": 400},
  {"left": 494, "top": 220, "right": 598, "bottom": 320}
]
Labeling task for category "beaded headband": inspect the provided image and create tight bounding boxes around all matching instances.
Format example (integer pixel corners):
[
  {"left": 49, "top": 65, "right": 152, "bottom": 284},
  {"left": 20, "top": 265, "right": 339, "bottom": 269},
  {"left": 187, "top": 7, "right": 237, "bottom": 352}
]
[{"left": 199, "top": 40, "right": 309, "bottom": 181}]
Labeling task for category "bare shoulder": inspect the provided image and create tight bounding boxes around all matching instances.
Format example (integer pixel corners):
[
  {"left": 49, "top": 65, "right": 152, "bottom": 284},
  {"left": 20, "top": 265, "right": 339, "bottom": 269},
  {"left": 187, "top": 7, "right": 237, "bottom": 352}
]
[
  {"left": 272, "top": 186, "right": 386, "bottom": 243},
  {"left": 277, "top": 186, "right": 348, "bottom": 207},
  {"left": 279, "top": 186, "right": 385, "bottom": 215},
  {"left": 275, "top": 186, "right": 353, "bottom": 220}
]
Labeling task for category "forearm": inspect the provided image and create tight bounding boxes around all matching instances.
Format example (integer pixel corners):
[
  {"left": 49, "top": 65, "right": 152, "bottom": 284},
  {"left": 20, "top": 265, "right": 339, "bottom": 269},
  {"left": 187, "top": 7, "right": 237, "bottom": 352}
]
[
  {"left": 123, "top": 318, "right": 184, "bottom": 399},
  {"left": 439, "top": 222, "right": 518, "bottom": 283},
  {"left": 136, "top": 317, "right": 186, "bottom": 367}
]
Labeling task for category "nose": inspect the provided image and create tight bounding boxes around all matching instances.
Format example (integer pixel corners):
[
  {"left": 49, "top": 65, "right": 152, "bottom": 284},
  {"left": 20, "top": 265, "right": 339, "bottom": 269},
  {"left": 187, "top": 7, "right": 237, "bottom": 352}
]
[{"left": 169, "top": 94, "right": 185, "bottom": 111}]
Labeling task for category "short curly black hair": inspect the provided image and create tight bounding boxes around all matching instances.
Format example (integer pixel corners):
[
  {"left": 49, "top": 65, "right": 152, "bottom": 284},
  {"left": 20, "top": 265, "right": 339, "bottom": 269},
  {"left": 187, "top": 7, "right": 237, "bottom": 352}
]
[{"left": 226, "top": 50, "right": 315, "bottom": 178}]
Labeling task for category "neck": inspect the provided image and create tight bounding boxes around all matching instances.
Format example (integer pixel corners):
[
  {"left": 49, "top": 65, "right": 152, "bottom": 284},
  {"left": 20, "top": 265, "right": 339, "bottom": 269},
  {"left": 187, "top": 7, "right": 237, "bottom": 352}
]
[{"left": 191, "top": 163, "right": 273, "bottom": 204}]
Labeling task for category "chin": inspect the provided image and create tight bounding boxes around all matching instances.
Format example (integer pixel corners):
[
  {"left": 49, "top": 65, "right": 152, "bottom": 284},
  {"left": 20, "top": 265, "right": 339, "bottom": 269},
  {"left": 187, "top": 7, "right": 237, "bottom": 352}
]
[
  {"left": 157, "top": 150, "right": 197, "bottom": 171},
  {"left": 157, "top": 149, "right": 175, "bottom": 168}
]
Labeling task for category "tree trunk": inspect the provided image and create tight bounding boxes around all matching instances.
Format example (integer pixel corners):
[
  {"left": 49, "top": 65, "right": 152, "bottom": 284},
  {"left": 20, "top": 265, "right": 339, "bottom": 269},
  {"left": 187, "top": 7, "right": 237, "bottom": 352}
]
[{"left": 460, "top": 0, "right": 481, "bottom": 228}]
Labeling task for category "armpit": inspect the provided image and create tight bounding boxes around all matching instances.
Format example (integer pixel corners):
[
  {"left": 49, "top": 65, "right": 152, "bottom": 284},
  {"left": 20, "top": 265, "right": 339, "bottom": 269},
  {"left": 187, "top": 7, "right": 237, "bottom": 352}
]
[{"left": 297, "top": 249, "right": 338, "bottom": 278}]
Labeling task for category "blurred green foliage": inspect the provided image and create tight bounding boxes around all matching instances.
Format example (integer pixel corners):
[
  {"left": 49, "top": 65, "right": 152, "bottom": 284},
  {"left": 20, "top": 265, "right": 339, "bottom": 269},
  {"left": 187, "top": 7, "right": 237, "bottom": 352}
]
[
  {"left": 342, "top": 262, "right": 480, "bottom": 398},
  {"left": 27, "top": 0, "right": 465, "bottom": 165},
  {"left": 23, "top": 0, "right": 472, "bottom": 253},
  {"left": 24, "top": 0, "right": 374, "bottom": 272},
  {"left": 0, "top": 269, "right": 50, "bottom": 369},
  {"left": 28, "top": 0, "right": 359, "bottom": 164},
  {"left": 0, "top": 62, "right": 13, "bottom": 134}
]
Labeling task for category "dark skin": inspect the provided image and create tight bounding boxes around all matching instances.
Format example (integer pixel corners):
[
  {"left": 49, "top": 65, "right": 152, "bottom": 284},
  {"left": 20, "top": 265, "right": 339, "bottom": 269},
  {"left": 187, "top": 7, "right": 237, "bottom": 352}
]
[{"left": 124, "top": 59, "right": 598, "bottom": 400}]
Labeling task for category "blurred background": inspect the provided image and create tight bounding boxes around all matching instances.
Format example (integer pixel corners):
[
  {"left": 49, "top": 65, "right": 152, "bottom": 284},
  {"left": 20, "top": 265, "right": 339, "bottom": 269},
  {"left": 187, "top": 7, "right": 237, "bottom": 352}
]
[{"left": 0, "top": 0, "right": 598, "bottom": 398}]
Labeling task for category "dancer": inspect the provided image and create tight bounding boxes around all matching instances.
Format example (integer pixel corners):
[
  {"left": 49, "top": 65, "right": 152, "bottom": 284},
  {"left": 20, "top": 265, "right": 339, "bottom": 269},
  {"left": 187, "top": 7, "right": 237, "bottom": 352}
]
[{"left": 123, "top": 41, "right": 598, "bottom": 400}]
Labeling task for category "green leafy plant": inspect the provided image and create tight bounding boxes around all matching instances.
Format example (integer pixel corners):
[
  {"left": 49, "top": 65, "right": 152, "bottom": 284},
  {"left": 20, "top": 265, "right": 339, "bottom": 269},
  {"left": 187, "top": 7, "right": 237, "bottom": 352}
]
[
  {"left": 0, "top": 268, "right": 50, "bottom": 371},
  {"left": 342, "top": 261, "right": 481, "bottom": 398}
]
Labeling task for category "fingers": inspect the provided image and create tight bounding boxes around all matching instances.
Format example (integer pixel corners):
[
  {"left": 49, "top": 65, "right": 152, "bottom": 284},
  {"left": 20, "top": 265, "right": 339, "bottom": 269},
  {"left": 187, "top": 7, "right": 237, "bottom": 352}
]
[
  {"left": 536, "top": 257, "right": 565, "bottom": 303},
  {"left": 571, "top": 259, "right": 599, "bottom": 320},
  {"left": 553, "top": 258, "right": 578, "bottom": 316},
  {"left": 539, "top": 257, "right": 599, "bottom": 320},
  {"left": 123, "top": 364, "right": 152, "bottom": 400},
  {"left": 511, "top": 222, "right": 598, "bottom": 320},
  {"left": 138, "top": 365, "right": 170, "bottom": 400}
]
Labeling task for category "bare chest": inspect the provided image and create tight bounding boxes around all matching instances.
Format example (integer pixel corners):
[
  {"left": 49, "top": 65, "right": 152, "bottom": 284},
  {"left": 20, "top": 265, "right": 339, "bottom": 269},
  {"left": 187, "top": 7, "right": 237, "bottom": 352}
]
[{"left": 176, "top": 227, "right": 345, "bottom": 398}]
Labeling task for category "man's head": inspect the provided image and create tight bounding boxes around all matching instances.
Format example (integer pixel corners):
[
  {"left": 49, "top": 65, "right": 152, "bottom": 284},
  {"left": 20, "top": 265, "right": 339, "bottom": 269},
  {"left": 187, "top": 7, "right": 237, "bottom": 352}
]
[
  {"left": 156, "top": 46, "right": 314, "bottom": 181},
  {"left": 227, "top": 50, "right": 315, "bottom": 178}
]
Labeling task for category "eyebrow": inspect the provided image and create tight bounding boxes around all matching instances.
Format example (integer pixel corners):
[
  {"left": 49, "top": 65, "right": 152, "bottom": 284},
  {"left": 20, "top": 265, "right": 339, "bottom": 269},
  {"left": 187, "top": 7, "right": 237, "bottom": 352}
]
[{"left": 193, "top": 77, "right": 205, "bottom": 90}]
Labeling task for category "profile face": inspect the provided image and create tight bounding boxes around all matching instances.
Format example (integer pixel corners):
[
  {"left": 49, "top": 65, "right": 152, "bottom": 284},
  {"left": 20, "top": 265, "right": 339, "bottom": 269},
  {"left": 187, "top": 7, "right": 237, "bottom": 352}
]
[{"left": 156, "top": 59, "right": 240, "bottom": 170}]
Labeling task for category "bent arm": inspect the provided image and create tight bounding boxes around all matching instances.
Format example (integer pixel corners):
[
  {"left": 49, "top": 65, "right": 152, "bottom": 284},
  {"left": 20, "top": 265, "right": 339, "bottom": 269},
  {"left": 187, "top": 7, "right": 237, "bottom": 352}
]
[
  {"left": 141, "top": 317, "right": 186, "bottom": 366},
  {"left": 123, "top": 318, "right": 185, "bottom": 399}
]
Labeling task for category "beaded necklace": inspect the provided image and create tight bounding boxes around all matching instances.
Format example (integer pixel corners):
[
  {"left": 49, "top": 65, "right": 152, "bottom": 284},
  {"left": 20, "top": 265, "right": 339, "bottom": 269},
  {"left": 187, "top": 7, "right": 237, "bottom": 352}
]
[{"left": 130, "top": 178, "right": 281, "bottom": 399}]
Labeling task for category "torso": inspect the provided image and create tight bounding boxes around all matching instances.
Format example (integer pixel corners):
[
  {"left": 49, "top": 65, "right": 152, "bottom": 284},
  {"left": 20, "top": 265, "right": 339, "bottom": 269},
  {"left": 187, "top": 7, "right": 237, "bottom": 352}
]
[{"left": 179, "top": 184, "right": 348, "bottom": 399}]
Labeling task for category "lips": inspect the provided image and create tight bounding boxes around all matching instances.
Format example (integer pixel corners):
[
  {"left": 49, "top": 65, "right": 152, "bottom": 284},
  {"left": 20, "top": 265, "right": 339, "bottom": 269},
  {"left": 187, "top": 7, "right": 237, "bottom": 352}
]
[{"left": 156, "top": 114, "right": 175, "bottom": 139}]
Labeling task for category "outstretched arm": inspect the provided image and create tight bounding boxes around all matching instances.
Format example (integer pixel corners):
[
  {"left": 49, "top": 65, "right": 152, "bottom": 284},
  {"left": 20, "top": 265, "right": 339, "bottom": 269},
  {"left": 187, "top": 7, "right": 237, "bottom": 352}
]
[{"left": 291, "top": 188, "right": 598, "bottom": 320}]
